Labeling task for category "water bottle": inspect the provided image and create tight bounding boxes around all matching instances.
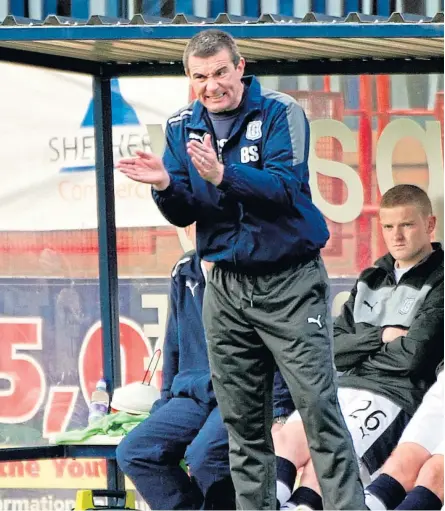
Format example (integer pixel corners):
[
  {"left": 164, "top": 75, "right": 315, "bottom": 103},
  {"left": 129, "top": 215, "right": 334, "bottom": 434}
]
[{"left": 88, "top": 378, "right": 110, "bottom": 425}]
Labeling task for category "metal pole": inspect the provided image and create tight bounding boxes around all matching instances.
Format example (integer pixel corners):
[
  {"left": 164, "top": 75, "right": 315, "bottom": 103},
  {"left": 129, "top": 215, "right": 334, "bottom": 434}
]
[{"left": 92, "top": 74, "right": 124, "bottom": 492}]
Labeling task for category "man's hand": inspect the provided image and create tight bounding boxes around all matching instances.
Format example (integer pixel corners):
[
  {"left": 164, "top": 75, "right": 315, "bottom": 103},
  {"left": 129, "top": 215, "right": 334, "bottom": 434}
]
[
  {"left": 116, "top": 151, "right": 170, "bottom": 191},
  {"left": 187, "top": 134, "right": 224, "bottom": 186},
  {"left": 382, "top": 326, "right": 409, "bottom": 343}
]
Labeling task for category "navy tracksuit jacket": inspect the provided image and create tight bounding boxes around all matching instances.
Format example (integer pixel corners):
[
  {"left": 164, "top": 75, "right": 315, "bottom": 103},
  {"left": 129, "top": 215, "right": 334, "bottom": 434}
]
[
  {"left": 152, "top": 75, "right": 329, "bottom": 275},
  {"left": 116, "top": 251, "right": 234, "bottom": 510}
]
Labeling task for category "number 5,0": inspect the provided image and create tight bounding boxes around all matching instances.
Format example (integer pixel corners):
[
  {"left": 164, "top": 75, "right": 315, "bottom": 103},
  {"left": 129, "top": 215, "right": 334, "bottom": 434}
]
[{"left": 0, "top": 318, "right": 46, "bottom": 424}]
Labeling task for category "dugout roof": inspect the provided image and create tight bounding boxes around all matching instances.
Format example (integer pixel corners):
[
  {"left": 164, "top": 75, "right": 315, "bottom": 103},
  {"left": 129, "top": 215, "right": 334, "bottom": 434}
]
[{"left": 0, "top": 11, "right": 443, "bottom": 76}]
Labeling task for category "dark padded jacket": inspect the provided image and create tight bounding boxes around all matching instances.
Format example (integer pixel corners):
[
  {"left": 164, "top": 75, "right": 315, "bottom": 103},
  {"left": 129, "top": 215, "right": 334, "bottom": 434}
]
[{"left": 335, "top": 243, "right": 444, "bottom": 416}]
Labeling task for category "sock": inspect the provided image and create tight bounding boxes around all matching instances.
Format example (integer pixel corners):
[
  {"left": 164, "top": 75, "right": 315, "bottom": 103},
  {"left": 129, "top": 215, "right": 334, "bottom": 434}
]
[
  {"left": 365, "top": 490, "right": 388, "bottom": 510},
  {"left": 276, "top": 456, "right": 297, "bottom": 507},
  {"left": 282, "top": 487, "right": 323, "bottom": 511},
  {"left": 395, "top": 486, "right": 443, "bottom": 510},
  {"left": 282, "top": 504, "right": 312, "bottom": 511},
  {"left": 365, "top": 473, "right": 406, "bottom": 510}
]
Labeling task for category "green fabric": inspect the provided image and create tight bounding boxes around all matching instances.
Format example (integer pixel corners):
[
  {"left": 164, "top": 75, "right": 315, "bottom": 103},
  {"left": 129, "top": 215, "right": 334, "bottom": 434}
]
[
  {"left": 55, "top": 411, "right": 188, "bottom": 474},
  {"left": 179, "top": 459, "right": 188, "bottom": 473},
  {"left": 55, "top": 411, "right": 149, "bottom": 444}
]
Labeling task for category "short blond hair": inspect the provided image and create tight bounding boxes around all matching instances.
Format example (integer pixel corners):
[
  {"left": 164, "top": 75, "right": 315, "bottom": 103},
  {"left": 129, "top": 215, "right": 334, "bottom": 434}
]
[{"left": 380, "top": 184, "right": 433, "bottom": 217}]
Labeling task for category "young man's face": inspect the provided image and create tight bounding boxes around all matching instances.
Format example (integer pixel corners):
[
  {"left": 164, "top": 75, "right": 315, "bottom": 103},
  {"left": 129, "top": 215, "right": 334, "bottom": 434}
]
[
  {"left": 187, "top": 49, "right": 245, "bottom": 113},
  {"left": 379, "top": 204, "right": 436, "bottom": 268}
]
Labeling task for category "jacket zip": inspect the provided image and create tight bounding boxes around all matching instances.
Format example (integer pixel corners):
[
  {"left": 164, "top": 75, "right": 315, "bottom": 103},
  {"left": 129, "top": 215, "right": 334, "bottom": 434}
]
[
  {"left": 199, "top": 107, "right": 260, "bottom": 270},
  {"left": 221, "top": 111, "right": 259, "bottom": 270}
]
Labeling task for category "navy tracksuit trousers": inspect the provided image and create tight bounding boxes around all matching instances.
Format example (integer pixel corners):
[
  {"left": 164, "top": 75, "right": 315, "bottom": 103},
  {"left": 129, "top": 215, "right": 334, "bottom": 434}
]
[{"left": 116, "top": 397, "right": 234, "bottom": 510}]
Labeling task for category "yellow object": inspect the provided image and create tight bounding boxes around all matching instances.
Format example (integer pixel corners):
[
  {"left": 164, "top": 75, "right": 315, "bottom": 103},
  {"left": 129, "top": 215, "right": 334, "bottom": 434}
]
[{"left": 74, "top": 489, "right": 136, "bottom": 510}]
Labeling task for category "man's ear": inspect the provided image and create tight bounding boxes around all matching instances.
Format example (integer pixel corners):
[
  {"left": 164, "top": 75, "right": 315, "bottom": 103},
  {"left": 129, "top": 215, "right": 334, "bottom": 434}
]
[
  {"left": 237, "top": 57, "right": 246, "bottom": 74},
  {"left": 427, "top": 215, "right": 437, "bottom": 236}
]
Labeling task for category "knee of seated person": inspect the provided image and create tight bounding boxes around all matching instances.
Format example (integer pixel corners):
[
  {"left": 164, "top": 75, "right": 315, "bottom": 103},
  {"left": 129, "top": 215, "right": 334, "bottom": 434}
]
[
  {"left": 186, "top": 444, "right": 211, "bottom": 477},
  {"left": 116, "top": 429, "right": 159, "bottom": 472},
  {"left": 186, "top": 443, "right": 228, "bottom": 481},
  {"left": 116, "top": 435, "right": 135, "bottom": 473},
  {"left": 417, "top": 454, "right": 444, "bottom": 487},
  {"left": 383, "top": 443, "right": 430, "bottom": 488},
  {"left": 274, "top": 421, "right": 308, "bottom": 465}
]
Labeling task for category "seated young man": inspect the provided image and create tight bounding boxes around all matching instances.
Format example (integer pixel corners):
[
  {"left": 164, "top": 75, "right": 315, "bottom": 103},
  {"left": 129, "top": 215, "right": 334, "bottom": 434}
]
[
  {"left": 365, "top": 363, "right": 444, "bottom": 511},
  {"left": 273, "top": 184, "right": 444, "bottom": 510},
  {"left": 116, "top": 226, "right": 235, "bottom": 510}
]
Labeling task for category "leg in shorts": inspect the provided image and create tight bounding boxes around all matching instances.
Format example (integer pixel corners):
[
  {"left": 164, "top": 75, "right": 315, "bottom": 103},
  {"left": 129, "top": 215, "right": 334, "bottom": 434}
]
[
  {"left": 398, "top": 372, "right": 444, "bottom": 455},
  {"left": 287, "top": 387, "right": 411, "bottom": 484}
]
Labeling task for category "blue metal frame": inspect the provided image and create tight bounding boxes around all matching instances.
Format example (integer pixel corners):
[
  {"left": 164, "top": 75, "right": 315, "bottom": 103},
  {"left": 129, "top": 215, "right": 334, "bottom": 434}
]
[
  {"left": 312, "top": 0, "right": 326, "bottom": 13},
  {"left": 244, "top": 1, "right": 260, "bottom": 17},
  {"left": 72, "top": 0, "right": 90, "bottom": 18},
  {"left": 176, "top": 0, "right": 194, "bottom": 15},
  {"left": 376, "top": 0, "right": 391, "bottom": 16},
  {"left": 106, "top": 0, "right": 120, "bottom": 17},
  {"left": 279, "top": 0, "right": 294, "bottom": 16},
  {"left": 93, "top": 75, "right": 124, "bottom": 491},
  {"left": 0, "top": 22, "right": 442, "bottom": 40},
  {"left": 345, "top": 0, "right": 359, "bottom": 13},
  {"left": 3, "top": 1, "right": 444, "bottom": 19},
  {"left": 142, "top": 0, "right": 161, "bottom": 16},
  {"left": 42, "top": 0, "right": 58, "bottom": 18},
  {"left": 93, "top": 76, "right": 121, "bottom": 398},
  {"left": 9, "top": 0, "right": 25, "bottom": 16},
  {"left": 210, "top": 0, "right": 227, "bottom": 18}
]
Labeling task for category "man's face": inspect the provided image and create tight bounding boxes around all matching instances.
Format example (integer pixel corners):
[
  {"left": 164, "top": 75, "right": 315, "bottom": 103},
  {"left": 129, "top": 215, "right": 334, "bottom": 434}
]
[
  {"left": 187, "top": 49, "right": 245, "bottom": 113},
  {"left": 379, "top": 204, "right": 436, "bottom": 268}
]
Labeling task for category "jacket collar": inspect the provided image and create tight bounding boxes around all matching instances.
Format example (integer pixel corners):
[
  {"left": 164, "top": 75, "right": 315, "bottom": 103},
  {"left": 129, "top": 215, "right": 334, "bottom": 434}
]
[
  {"left": 174, "top": 250, "right": 206, "bottom": 282},
  {"left": 376, "top": 242, "right": 443, "bottom": 274},
  {"left": 187, "top": 75, "right": 261, "bottom": 132}
]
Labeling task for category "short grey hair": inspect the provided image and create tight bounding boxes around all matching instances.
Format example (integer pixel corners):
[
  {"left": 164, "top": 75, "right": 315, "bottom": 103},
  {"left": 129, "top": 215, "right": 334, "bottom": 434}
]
[{"left": 183, "top": 29, "right": 242, "bottom": 73}]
